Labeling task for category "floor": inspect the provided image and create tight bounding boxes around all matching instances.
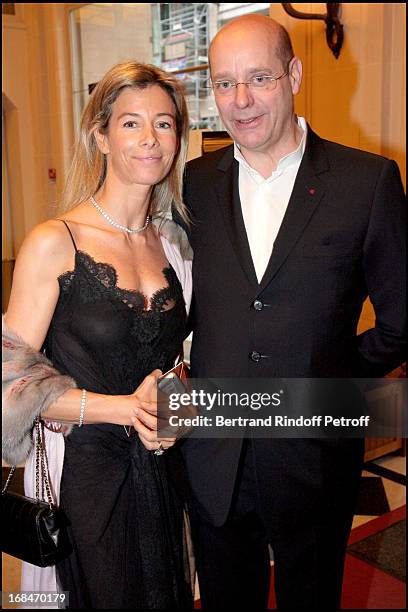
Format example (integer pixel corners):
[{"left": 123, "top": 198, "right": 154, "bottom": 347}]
[
  {"left": 2, "top": 453, "right": 406, "bottom": 609},
  {"left": 352, "top": 454, "right": 406, "bottom": 529}
]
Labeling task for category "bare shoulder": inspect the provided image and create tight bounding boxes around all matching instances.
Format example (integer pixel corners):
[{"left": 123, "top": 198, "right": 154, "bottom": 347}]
[
  {"left": 16, "top": 218, "right": 75, "bottom": 277},
  {"left": 6, "top": 219, "right": 77, "bottom": 347}
]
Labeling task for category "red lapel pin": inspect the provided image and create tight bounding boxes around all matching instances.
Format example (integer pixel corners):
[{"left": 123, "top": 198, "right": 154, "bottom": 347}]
[{"left": 308, "top": 187, "right": 315, "bottom": 195}]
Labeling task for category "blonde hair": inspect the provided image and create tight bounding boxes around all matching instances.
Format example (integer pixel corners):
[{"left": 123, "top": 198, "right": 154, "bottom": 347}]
[{"left": 62, "top": 61, "right": 190, "bottom": 223}]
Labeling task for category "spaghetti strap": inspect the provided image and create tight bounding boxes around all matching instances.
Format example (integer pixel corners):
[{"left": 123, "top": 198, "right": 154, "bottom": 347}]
[{"left": 59, "top": 220, "right": 78, "bottom": 252}]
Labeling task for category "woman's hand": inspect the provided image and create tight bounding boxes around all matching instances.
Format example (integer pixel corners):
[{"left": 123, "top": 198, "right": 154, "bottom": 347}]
[{"left": 129, "top": 369, "right": 177, "bottom": 452}]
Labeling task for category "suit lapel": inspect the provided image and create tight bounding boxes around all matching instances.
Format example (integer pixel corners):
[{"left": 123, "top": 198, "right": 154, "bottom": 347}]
[
  {"left": 257, "top": 128, "right": 329, "bottom": 293},
  {"left": 215, "top": 148, "right": 258, "bottom": 287},
  {"left": 213, "top": 129, "right": 330, "bottom": 293}
]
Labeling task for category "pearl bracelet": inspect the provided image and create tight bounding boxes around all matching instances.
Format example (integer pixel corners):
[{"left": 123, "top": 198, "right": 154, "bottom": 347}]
[{"left": 79, "top": 389, "right": 87, "bottom": 427}]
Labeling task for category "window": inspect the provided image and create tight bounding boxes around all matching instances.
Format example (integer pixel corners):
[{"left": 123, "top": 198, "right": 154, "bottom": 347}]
[{"left": 69, "top": 3, "right": 270, "bottom": 133}]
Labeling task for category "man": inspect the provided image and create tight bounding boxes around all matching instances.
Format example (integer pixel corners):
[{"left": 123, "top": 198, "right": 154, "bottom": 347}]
[{"left": 179, "top": 14, "right": 406, "bottom": 610}]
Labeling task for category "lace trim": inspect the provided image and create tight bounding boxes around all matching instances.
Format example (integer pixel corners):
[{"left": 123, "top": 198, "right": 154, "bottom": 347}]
[{"left": 58, "top": 250, "right": 183, "bottom": 313}]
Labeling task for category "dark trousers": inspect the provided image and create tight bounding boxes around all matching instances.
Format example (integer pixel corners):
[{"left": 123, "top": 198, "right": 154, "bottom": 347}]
[{"left": 190, "top": 440, "right": 353, "bottom": 610}]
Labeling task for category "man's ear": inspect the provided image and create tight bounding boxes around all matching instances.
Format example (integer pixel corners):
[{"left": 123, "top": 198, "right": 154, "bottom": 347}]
[
  {"left": 289, "top": 56, "right": 302, "bottom": 96},
  {"left": 94, "top": 128, "right": 110, "bottom": 155}
]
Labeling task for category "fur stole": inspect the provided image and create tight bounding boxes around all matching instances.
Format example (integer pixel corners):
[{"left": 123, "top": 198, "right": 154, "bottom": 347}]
[{"left": 2, "top": 317, "right": 76, "bottom": 466}]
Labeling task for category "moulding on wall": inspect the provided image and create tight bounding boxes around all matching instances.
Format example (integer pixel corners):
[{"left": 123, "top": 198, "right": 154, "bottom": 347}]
[{"left": 2, "top": 93, "right": 26, "bottom": 255}]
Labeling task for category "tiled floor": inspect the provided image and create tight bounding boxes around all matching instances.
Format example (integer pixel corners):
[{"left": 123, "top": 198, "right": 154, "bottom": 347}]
[
  {"left": 352, "top": 455, "right": 406, "bottom": 529},
  {"left": 2, "top": 453, "right": 405, "bottom": 609}
]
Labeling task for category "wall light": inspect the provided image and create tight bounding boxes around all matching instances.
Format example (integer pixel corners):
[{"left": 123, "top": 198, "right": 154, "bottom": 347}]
[{"left": 281, "top": 3, "right": 344, "bottom": 59}]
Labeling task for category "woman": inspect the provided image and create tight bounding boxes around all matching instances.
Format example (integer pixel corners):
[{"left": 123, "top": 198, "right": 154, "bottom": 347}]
[{"left": 2, "top": 62, "right": 193, "bottom": 609}]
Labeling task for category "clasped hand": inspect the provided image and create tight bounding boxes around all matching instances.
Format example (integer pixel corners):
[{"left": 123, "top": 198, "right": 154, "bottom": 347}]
[{"left": 129, "top": 369, "right": 177, "bottom": 452}]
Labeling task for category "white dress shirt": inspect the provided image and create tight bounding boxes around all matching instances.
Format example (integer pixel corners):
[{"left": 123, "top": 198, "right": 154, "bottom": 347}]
[{"left": 234, "top": 116, "right": 307, "bottom": 282}]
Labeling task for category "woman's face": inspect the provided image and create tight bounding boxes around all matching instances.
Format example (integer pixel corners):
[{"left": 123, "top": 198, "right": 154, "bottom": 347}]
[{"left": 96, "top": 85, "right": 178, "bottom": 187}]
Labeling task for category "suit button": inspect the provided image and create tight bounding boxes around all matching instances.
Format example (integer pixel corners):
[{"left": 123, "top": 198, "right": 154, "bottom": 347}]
[
  {"left": 253, "top": 300, "right": 263, "bottom": 311},
  {"left": 250, "top": 351, "right": 261, "bottom": 362}
]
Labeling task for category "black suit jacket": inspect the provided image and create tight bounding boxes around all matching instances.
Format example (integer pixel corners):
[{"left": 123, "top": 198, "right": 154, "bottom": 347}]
[{"left": 178, "top": 126, "right": 406, "bottom": 527}]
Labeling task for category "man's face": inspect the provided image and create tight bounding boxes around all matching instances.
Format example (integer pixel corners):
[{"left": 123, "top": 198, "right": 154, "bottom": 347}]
[{"left": 209, "top": 24, "right": 300, "bottom": 155}]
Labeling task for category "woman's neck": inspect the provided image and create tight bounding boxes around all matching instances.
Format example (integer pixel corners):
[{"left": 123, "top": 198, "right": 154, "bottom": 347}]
[{"left": 94, "top": 181, "right": 153, "bottom": 229}]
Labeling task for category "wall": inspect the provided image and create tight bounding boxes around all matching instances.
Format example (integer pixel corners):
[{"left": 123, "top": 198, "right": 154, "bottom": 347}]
[
  {"left": 269, "top": 3, "right": 406, "bottom": 332},
  {"left": 2, "top": 3, "right": 76, "bottom": 254},
  {"left": 3, "top": 5, "right": 35, "bottom": 254}
]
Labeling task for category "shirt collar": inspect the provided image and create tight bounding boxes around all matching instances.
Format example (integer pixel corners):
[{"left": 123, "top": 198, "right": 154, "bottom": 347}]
[{"left": 234, "top": 116, "right": 307, "bottom": 181}]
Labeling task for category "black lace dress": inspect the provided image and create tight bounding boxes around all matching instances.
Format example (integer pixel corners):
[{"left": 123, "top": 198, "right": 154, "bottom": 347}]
[{"left": 43, "top": 223, "right": 192, "bottom": 609}]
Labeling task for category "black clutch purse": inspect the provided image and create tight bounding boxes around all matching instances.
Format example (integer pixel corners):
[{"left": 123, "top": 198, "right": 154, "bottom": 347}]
[{"left": 2, "top": 418, "right": 72, "bottom": 567}]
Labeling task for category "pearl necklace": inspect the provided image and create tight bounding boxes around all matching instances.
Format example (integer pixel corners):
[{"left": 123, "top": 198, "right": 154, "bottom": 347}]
[{"left": 90, "top": 196, "right": 151, "bottom": 234}]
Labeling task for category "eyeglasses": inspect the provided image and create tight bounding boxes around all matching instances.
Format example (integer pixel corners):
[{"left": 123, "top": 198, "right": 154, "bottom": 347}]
[{"left": 206, "top": 69, "right": 290, "bottom": 96}]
